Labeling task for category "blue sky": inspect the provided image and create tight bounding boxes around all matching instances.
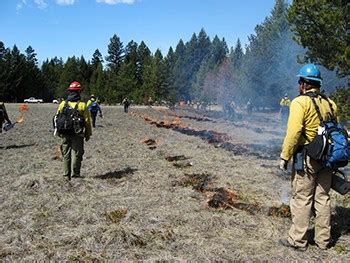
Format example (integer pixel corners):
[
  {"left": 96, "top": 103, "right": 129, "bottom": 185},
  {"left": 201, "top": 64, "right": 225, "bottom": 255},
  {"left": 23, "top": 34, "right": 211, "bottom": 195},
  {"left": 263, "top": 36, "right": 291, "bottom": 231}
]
[{"left": 1, "top": 0, "right": 276, "bottom": 64}]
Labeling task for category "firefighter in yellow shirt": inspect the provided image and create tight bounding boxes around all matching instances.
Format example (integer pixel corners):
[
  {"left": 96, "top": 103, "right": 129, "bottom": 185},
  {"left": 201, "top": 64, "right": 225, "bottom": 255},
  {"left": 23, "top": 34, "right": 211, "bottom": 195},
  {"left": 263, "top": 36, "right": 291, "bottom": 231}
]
[
  {"left": 278, "top": 64, "right": 338, "bottom": 251},
  {"left": 56, "top": 81, "right": 92, "bottom": 180},
  {"left": 279, "top": 93, "right": 291, "bottom": 121}
]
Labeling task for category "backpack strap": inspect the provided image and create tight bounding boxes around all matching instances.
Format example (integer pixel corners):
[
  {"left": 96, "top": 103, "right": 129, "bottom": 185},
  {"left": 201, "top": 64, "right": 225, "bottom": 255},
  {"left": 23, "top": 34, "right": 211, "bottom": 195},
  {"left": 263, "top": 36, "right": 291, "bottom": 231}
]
[
  {"left": 303, "top": 92, "right": 336, "bottom": 125},
  {"left": 73, "top": 101, "right": 80, "bottom": 115}
]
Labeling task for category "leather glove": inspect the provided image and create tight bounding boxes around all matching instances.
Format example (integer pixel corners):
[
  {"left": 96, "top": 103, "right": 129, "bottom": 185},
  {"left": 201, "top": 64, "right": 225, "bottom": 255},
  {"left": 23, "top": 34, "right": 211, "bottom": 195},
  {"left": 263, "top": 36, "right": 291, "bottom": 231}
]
[{"left": 279, "top": 159, "right": 288, "bottom": 171}]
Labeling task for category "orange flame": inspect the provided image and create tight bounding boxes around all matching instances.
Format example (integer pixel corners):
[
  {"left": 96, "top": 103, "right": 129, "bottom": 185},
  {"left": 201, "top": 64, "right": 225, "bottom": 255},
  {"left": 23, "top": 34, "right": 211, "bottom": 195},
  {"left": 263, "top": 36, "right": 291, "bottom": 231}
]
[
  {"left": 19, "top": 104, "right": 29, "bottom": 112},
  {"left": 16, "top": 104, "right": 29, "bottom": 123}
]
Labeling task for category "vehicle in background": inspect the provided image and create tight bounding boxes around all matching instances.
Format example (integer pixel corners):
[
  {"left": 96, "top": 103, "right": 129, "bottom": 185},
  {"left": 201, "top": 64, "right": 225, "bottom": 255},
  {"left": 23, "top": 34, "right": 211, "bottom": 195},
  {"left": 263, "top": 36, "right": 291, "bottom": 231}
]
[
  {"left": 24, "top": 97, "right": 44, "bottom": 103},
  {"left": 52, "top": 99, "right": 59, "bottom": 104}
]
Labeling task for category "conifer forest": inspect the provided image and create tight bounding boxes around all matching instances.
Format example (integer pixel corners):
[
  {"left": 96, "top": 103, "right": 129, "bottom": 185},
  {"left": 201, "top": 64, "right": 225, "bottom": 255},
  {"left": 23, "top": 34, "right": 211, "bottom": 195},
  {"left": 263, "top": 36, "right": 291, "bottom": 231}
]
[{"left": 0, "top": 1, "right": 348, "bottom": 120}]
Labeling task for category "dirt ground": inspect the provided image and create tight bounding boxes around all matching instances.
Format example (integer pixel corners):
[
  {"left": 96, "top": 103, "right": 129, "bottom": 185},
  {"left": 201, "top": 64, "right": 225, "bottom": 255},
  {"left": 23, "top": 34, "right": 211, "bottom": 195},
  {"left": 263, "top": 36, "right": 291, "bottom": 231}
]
[{"left": 0, "top": 103, "right": 349, "bottom": 262}]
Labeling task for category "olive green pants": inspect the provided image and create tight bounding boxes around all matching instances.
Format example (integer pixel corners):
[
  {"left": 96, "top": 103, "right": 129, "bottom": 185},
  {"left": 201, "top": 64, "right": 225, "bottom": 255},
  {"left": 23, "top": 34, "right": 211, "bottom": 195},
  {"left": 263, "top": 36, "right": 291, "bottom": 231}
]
[
  {"left": 61, "top": 134, "right": 84, "bottom": 177},
  {"left": 288, "top": 156, "right": 332, "bottom": 249}
]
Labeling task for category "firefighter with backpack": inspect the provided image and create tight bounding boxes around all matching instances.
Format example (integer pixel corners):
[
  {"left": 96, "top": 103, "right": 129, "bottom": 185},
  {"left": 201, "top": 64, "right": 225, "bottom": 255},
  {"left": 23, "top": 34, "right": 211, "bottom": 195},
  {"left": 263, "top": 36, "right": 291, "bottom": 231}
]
[
  {"left": 87, "top": 94, "right": 103, "bottom": 128},
  {"left": 122, "top": 97, "right": 130, "bottom": 113},
  {"left": 54, "top": 81, "right": 92, "bottom": 180},
  {"left": 278, "top": 64, "right": 341, "bottom": 251}
]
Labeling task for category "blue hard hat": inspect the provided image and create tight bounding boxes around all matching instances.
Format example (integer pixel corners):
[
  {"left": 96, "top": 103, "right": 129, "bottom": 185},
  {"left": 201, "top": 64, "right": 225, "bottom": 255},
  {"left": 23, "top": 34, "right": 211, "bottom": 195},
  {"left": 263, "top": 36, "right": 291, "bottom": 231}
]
[{"left": 297, "top": 64, "right": 322, "bottom": 84}]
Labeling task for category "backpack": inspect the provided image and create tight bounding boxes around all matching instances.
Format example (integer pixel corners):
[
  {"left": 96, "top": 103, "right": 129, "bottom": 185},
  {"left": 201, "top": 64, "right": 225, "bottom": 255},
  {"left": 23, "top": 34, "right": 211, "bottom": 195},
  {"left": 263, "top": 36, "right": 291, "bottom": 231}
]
[
  {"left": 53, "top": 101, "right": 85, "bottom": 135},
  {"left": 88, "top": 101, "right": 98, "bottom": 113},
  {"left": 304, "top": 92, "right": 350, "bottom": 169}
]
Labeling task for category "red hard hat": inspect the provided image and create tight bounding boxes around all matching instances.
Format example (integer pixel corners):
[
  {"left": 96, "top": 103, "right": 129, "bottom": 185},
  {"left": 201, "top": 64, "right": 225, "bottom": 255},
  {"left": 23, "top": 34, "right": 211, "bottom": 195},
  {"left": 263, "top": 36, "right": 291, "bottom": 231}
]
[{"left": 68, "top": 81, "right": 81, "bottom": 91}]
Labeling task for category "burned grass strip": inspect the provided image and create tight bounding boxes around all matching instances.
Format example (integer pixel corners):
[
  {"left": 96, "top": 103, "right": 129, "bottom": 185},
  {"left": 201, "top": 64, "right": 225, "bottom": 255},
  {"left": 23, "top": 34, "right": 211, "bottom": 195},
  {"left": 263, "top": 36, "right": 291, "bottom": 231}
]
[
  {"left": 172, "top": 173, "right": 213, "bottom": 192},
  {"left": 168, "top": 113, "right": 216, "bottom": 123},
  {"left": 165, "top": 155, "right": 189, "bottom": 162},
  {"left": 95, "top": 167, "right": 137, "bottom": 180},
  {"left": 140, "top": 138, "right": 160, "bottom": 150},
  {"left": 133, "top": 112, "right": 279, "bottom": 160},
  {"left": 165, "top": 155, "right": 193, "bottom": 168},
  {"left": 105, "top": 208, "right": 128, "bottom": 224}
]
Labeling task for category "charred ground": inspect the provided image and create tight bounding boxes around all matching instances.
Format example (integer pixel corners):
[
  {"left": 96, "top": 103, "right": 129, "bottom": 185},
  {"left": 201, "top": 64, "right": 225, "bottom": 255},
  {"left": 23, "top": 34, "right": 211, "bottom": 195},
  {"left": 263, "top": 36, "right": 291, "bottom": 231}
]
[{"left": 0, "top": 104, "right": 349, "bottom": 261}]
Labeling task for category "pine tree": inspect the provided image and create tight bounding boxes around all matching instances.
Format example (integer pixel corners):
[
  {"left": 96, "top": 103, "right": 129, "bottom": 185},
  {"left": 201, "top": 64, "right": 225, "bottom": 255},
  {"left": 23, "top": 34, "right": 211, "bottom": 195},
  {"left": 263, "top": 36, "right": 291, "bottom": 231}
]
[
  {"left": 288, "top": 0, "right": 349, "bottom": 76},
  {"left": 240, "top": 0, "right": 302, "bottom": 108},
  {"left": 78, "top": 56, "right": 92, "bottom": 97},
  {"left": 231, "top": 38, "right": 244, "bottom": 69},
  {"left": 0, "top": 42, "right": 10, "bottom": 100},
  {"left": 105, "top": 34, "right": 124, "bottom": 71},
  {"left": 136, "top": 41, "right": 151, "bottom": 86},
  {"left": 58, "top": 56, "right": 79, "bottom": 97},
  {"left": 164, "top": 47, "right": 178, "bottom": 104},
  {"left": 91, "top": 49, "right": 103, "bottom": 69},
  {"left": 170, "top": 39, "right": 187, "bottom": 101},
  {"left": 41, "top": 57, "right": 63, "bottom": 100},
  {"left": 90, "top": 63, "right": 105, "bottom": 102},
  {"left": 142, "top": 49, "right": 168, "bottom": 104},
  {"left": 24, "top": 45, "right": 44, "bottom": 99},
  {"left": 117, "top": 41, "right": 139, "bottom": 103}
]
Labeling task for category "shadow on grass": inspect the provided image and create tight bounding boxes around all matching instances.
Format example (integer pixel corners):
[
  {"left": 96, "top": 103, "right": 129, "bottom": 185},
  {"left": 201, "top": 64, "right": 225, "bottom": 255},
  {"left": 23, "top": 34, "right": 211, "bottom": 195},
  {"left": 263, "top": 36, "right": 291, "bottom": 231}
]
[
  {"left": 95, "top": 167, "right": 137, "bottom": 180},
  {"left": 306, "top": 206, "right": 350, "bottom": 247},
  {"left": 332, "top": 206, "right": 350, "bottom": 241},
  {"left": 0, "top": 143, "right": 36, "bottom": 149}
]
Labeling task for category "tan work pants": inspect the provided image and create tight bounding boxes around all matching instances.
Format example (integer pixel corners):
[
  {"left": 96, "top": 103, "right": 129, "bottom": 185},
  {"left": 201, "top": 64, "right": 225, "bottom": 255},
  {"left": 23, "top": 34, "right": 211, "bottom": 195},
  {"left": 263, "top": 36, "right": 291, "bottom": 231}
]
[
  {"left": 288, "top": 156, "right": 332, "bottom": 249},
  {"left": 61, "top": 134, "right": 85, "bottom": 177}
]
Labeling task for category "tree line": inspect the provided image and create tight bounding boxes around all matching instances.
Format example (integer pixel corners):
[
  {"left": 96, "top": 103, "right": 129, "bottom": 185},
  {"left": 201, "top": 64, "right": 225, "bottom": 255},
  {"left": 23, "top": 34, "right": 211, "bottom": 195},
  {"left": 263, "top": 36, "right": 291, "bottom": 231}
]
[{"left": 0, "top": 0, "right": 348, "bottom": 118}]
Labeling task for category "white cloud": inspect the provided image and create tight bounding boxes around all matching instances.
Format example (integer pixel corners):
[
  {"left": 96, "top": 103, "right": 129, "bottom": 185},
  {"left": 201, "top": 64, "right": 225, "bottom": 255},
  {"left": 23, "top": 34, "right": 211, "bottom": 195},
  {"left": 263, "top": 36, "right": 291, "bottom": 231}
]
[
  {"left": 34, "top": 0, "right": 48, "bottom": 9},
  {"left": 56, "top": 0, "right": 75, "bottom": 5},
  {"left": 16, "top": 0, "right": 27, "bottom": 11},
  {"left": 96, "top": 0, "right": 136, "bottom": 5}
]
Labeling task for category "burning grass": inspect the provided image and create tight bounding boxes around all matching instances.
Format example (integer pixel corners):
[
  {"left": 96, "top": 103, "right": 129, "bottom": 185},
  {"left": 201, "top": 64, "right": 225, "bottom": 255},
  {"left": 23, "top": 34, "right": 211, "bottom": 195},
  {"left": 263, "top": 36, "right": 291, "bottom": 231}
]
[
  {"left": 133, "top": 110, "right": 280, "bottom": 160},
  {"left": 268, "top": 204, "right": 291, "bottom": 218},
  {"left": 171, "top": 172, "right": 291, "bottom": 218}
]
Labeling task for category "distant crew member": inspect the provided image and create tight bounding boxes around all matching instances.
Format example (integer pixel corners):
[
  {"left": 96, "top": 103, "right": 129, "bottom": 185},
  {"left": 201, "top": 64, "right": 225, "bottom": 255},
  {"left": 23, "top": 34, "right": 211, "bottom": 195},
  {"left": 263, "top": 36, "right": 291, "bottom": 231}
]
[
  {"left": 0, "top": 100, "right": 12, "bottom": 133},
  {"left": 246, "top": 99, "right": 253, "bottom": 116},
  {"left": 122, "top": 97, "right": 130, "bottom": 113},
  {"left": 87, "top": 94, "right": 103, "bottom": 128},
  {"left": 56, "top": 81, "right": 92, "bottom": 179},
  {"left": 279, "top": 93, "right": 291, "bottom": 121},
  {"left": 147, "top": 96, "right": 153, "bottom": 106}
]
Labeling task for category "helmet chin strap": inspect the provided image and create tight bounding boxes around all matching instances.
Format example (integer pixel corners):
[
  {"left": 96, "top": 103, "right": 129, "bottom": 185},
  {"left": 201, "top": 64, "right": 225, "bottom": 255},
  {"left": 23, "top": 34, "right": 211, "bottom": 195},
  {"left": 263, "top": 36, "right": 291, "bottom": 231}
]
[{"left": 299, "top": 82, "right": 306, "bottom": 95}]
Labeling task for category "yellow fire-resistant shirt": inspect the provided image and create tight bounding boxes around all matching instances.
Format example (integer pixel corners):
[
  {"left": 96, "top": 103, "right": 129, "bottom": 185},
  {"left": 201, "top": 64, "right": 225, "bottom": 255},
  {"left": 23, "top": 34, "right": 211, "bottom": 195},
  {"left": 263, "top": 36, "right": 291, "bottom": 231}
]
[
  {"left": 56, "top": 101, "right": 92, "bottom": 140},
  {"left": 280, "top": 89, "right": 338, "bottom": 161}
]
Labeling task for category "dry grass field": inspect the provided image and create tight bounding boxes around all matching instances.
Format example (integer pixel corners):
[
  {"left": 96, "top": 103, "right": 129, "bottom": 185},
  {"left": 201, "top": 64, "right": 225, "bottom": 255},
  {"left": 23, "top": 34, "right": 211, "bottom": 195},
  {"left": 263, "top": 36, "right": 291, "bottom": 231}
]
[{"left": 0, "top": 103, "right": 349, "bottom": 261}]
